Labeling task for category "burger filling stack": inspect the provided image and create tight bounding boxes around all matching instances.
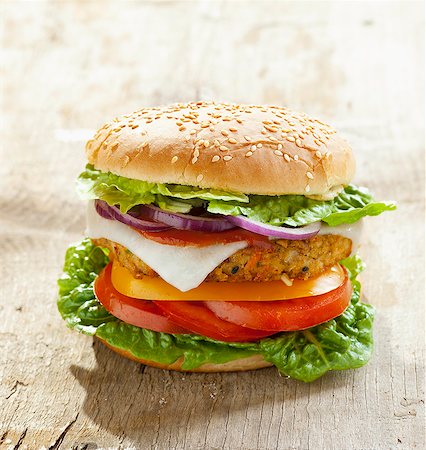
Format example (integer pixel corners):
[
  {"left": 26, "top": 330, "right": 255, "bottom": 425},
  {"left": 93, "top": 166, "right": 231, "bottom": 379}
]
[{"left": 58, "top": 102, "right": 395, "bottom": 381}]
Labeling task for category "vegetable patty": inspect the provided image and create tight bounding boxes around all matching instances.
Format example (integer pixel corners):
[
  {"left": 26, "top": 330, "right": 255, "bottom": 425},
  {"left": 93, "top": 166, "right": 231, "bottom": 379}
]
[{"left": 93, "top": 234, "right": 351, "bottom": 282}]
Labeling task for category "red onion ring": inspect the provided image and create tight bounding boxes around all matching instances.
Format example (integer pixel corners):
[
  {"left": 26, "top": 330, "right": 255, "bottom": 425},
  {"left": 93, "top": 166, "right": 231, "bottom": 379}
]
[
  {"left": 139, "top": 204, "right": 236, "bottom": 232},
  {"left": 95, "top": 200, "right": 321, "bottom": 239},
  {"left": 95, "top": 200, "right": 171, "bottom": 231},
  {"left": 226, "top": 215, "right": 321, "bottom": 240}
]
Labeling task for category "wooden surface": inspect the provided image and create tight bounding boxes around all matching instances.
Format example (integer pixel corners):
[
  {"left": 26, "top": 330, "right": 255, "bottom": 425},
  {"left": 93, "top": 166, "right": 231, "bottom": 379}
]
[{"left": 1, "top": 1, "right": 424, "bottom": 449}]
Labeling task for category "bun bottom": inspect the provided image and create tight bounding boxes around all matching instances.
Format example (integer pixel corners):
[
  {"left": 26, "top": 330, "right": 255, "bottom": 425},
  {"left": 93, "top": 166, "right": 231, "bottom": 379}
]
[{"left": 97, "top": 337, "right": 273, "bottom": 372}]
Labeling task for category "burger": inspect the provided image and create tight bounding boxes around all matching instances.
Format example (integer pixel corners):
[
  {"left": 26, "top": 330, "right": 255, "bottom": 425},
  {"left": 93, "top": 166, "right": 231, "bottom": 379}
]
[{"left": 58, "top": 102, "right": 395, "bottom": 382}]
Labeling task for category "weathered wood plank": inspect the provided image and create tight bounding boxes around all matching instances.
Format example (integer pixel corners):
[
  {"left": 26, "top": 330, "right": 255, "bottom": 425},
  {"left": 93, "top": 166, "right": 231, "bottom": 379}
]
[{"left": 0, "top": 1, "right": 424, "bottom": 449}]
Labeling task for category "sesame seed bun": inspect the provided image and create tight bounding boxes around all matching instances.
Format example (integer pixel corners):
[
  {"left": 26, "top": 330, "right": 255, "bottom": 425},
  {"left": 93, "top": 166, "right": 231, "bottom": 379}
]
[
  {"left": 98, "top": 337, "right": 273, "bottom": 372},
  {"left": 86, "top": 102, "right": 355, "bottom": 197}
]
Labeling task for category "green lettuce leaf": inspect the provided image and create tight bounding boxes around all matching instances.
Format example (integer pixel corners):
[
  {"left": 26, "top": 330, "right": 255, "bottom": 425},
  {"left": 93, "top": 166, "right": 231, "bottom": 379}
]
[
  {"left": 77, "top": 165, "right": 395, "bottom": 226},
  {"left": 57, "top": 239, "right": 375, "bottom": 381},
  {"left": 340, "top": 253, "right": 365, "bottom": 302},
  {"left": 208, "top": 184, "right": 396, "bottom": 227},
  {"left": 77, "top": 165, "right": 248, "bottom": 213}
]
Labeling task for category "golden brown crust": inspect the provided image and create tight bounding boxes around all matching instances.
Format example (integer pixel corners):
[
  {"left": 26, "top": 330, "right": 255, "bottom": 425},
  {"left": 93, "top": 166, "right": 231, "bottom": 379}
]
[
  {"left": 93, "top": 234, "right": 352, "bottom": 282},
  {"left": 98, "top": 338, "right": 273, "bottom": 372},
  {"left": 86, "top": 102, "right": 355, "bottom": 197}
]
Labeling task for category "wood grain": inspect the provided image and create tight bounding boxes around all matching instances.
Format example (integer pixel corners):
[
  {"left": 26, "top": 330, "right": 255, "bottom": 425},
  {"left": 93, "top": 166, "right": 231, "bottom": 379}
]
[{"left": 0, "top": 1, "right": 424, "bottom": 449}]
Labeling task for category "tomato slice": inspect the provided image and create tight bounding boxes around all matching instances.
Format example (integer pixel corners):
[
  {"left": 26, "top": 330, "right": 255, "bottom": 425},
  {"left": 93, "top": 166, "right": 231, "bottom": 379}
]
[
  {"left": 204, "top": 269, "right": 352, "bottom": 331},
  {"left": 94, "top": 264, "right": 188, "bottom": 334},
  {"left": 135, "top": 227, "right": 274, "bottom": 248},
  {"left": 152, "top": 301, "right": 276, "bottom": 342},
  {"left": 94, "top": 262, "right": 352, "bottom": 342}
]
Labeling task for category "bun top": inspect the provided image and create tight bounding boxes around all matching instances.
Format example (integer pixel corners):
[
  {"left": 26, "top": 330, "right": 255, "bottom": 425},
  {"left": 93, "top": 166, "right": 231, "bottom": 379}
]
[{"left": 86, "top": 102, "right": 355, "bottom": 198}]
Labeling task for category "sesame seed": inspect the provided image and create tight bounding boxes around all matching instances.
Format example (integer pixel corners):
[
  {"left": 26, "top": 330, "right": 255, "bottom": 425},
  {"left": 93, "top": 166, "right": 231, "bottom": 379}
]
[
  {"left": 277, "top": 143, "right": 283, "bottom": 150},
  {"left": 131, "top": 124, "right": 139, "bottom": 129},
  {"left": 194, "top": 149, "right": 200, "bottom": 157},
  {"left": 211, "top": 155, "right": 220, "bottom": 162},
  {"left": 179, "top": 125, "right": 186, "bottom": 131},
  {"left": 257, "top": 143, "right": 263, "bottom": 148},
  {"left": 111, "top": 143, "right": 119, "bottom": 152},
  {"left": 221, "top": 130, "right": 229, "bottom": 136},
  {"left": 209, "top": 126, "right": 215, "bottom": 132},
  {"left": 214, "top": 139, "right": 220, "bottom": 146},
  {"left": 229, "top": 127, "right": 238, "bottom": 132},
  {"left": 197, "top": 174, "right": 204, "bottom": 182},
  {"left": 306, "top": 171, "right": 314, "bottom": 179},
  {"left": 171, "top": 156, "right": 178, "bottom": 164},
  {"left": 204, "top": 140, "right": 210, "bottom": 147},
  {"left": 294, "top": 154, "right": 299, "bottom": 160},
  {"left": 244, "top": 135, "right": 252, "bottom": 141},
  {"left": 197, "top": 139, "right": 204, "bottom": 146},
  {"left": 251, "top": 145, "right": 257, "bottom": 151},
  {"left": 223, "top": 155, "right": 233, "bottom": 161},
  {"left": 305, "top": 185, "right": 311, "bottom": 193},
  {"left": 274, "top": 150, "right": 283, "bottom": 156},
  {"left": 284, "top": 154, "right": 291, "bottom": 162},
  {"left": 191, "top": 156, "right": 198, "bottom": 164},
  {"left": 314, "top": 139, "right": 322, "bottom": 146},
  {"left": 315, "top": 151, "right": 322, "bottom": 158},
  {"left": 286, "top": 136, "right": 296, "bottom": 142},
  {"left": 296, "top": 138, "right": 302, "bottom": 147},
  {"left": 265, "top": 125, "right": 278, "bottom": 132},
  {"left": 201, "top": 121, "right": 209, "bottom": 128},
  {"left": 228, "top": 137, "right": 237, "bottom": 144},
  {"left": 270, "top": 136, "right": 278, "bottom": 142},
  {"left": 245, "top": 151, "right": 253, "bottom": 157},
  {"left": 190, "top": 129, "right": 197, "bottom": 135},
  {"left": 121, "top": 155, "right": 130, "bottom": 167},
  {"left": 220, "top": 145, "right": 229, "bottom": 151}
]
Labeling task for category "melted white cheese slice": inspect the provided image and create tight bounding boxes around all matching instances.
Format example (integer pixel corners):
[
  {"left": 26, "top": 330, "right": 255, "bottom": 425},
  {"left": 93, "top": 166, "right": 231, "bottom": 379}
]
[
  {"left": 318, "top": 220, "right": 363, "bottom": 254},
  {"left": 85, "top": 201, "right": 248, "bottom": 292}
]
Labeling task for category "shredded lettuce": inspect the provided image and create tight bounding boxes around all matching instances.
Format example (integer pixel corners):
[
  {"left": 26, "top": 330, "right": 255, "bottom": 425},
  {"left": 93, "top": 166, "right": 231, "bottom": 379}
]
[
  {"left": 77, "top": 165, "right": 395, "bottom": 226},
  {"left": 57, "top": 239, "right": 375, "bottom": 382}
]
